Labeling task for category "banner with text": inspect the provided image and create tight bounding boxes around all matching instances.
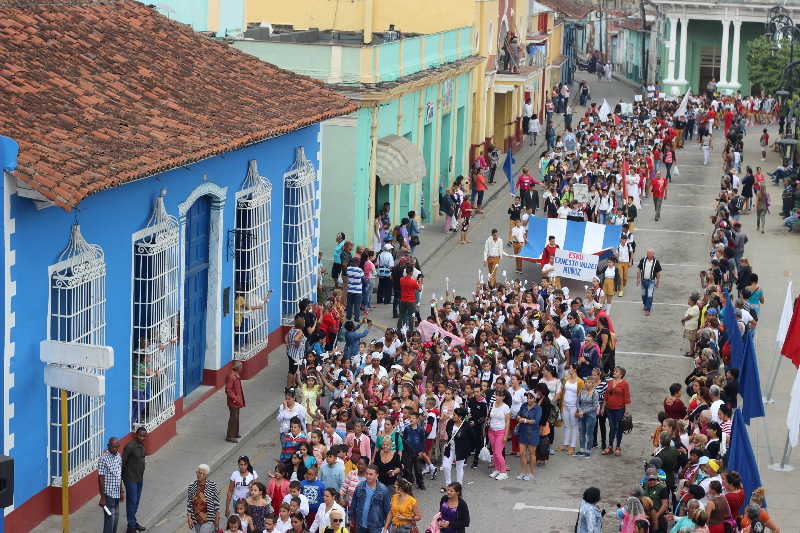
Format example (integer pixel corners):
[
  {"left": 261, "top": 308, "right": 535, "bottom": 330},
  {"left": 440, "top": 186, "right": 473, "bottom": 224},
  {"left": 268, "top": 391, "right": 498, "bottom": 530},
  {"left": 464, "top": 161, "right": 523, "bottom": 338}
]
[{"left": 553, "top": 249, "right": 599, "bottom": 281}]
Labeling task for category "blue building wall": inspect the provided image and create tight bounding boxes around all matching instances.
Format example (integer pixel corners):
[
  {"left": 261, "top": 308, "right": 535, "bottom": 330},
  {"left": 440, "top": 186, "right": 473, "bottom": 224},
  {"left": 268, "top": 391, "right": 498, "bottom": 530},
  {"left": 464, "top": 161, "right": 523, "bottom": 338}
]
[{"left": 7, "top": 126, "right": 319, "bottom": 508}]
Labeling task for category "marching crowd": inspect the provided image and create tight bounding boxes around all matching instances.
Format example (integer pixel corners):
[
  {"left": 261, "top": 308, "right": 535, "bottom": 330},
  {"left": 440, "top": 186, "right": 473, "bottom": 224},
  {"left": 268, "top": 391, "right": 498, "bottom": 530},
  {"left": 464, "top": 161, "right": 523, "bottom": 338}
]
[{"left": 93, "top": 79, "right": 787, "bottom": 533}]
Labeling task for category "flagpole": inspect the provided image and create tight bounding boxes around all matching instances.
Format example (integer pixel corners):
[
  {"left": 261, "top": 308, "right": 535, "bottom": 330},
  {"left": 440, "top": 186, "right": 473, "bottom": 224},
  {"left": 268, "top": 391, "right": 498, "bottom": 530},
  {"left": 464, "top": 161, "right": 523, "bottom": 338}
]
[
  {"left": 761, "top": 416, "right": 776, "bottom": 466},
  {"left": 769, "top": 431, "right": 795, "bottom": 472},
  {"left": 763, "top": 344, "right": 784, "bottom": 404}
]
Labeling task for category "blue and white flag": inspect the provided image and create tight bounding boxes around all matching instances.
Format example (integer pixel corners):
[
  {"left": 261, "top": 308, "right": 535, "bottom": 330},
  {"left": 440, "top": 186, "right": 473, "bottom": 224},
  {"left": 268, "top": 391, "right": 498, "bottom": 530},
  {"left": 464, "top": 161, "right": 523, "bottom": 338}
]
[
  {"left": 503, "top": 146, "right": 516, "bottom": 194},
  {"left": 519, "top": 216, "right": 622, "bottom": 260}
]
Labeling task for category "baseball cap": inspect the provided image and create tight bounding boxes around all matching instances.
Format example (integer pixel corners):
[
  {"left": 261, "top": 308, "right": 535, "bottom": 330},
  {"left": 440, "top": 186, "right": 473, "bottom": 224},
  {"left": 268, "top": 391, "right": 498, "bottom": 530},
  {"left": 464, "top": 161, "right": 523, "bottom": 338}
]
[
  {"left": 371, "top": 352, "right": 382, "bottom": 360},
  {"left": 383, "top": 243, "right": 393, "bottom": 251},
  {"left": 698, "top": 456, "right": 710, "bottom": 465},
  {"left": 708, "top": 459, "right": 720, "bottom": 472},
  {"left": 646, "top": 468, "right": 658, "bottom": 480}
]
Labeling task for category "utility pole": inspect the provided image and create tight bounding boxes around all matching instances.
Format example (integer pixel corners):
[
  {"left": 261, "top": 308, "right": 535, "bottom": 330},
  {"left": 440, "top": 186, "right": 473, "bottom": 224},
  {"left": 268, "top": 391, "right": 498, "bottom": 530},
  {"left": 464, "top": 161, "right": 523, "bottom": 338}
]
[{"left": 640, "top": 0, "right": 648, "bottom": 83}]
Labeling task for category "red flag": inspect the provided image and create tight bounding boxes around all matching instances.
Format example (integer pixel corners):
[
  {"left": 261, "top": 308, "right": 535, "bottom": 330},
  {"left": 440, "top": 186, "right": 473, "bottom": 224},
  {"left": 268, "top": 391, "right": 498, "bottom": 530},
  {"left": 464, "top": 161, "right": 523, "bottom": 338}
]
[{"left": 781, "top": 296, "right": 800, "bottom": 367}]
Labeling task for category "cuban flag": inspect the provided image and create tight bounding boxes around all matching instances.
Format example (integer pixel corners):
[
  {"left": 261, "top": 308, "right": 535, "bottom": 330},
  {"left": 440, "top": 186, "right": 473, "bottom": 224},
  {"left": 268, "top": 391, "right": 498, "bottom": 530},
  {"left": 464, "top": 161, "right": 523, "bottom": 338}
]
[{"left": 518, "top": 216, "right": 622, "bottom": 261}]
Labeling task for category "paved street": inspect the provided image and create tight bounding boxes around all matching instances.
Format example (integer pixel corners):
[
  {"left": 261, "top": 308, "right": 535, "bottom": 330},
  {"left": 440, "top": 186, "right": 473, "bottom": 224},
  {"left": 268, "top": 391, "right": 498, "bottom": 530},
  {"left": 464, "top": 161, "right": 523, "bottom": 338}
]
[
  {"left": 152, "top": 74, "right": 798, "bottom": 531},
  {"left": 35, "top": 74, "right": 800, "bottom": 533}
]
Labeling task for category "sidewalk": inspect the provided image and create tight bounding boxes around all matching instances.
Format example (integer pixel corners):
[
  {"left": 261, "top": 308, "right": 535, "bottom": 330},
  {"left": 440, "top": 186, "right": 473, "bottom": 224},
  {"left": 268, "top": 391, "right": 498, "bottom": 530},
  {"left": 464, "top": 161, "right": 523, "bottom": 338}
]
[{"left": 32, "top": 352, "right": 290, "bottom": 533}]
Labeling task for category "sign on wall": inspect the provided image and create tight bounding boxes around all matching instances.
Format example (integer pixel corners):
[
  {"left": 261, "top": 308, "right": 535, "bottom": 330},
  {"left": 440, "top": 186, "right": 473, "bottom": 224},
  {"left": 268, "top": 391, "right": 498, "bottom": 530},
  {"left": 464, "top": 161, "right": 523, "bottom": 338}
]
[{"left": 553, "top": 249, "right": 599, "bottom": 282}]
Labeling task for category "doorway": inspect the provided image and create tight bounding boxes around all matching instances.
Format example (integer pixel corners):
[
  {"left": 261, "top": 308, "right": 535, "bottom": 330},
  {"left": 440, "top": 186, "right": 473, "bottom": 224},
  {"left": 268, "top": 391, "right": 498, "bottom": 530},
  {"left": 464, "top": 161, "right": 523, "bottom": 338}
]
[
  {"left": 699, "top": 45, "right": 721, "bottom": 94},
  {"left": 183, "top": 195, "right": 211, "bottom": 395}
]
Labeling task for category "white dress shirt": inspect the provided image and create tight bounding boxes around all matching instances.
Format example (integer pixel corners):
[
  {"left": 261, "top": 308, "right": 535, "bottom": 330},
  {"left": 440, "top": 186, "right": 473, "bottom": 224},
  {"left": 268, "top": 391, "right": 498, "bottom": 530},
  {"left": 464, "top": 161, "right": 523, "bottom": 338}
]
[{"left": 484, "top": 236, "right": 503, "bottom": 260}]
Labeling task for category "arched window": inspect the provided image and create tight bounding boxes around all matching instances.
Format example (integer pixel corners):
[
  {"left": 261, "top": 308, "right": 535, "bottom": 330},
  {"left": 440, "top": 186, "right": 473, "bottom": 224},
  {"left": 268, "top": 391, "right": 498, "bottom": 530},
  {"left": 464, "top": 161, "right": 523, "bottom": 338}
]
[
  {"left": 48, "top": 224, "right": 106, "bottom": 487},
  {"left": 282, "top": 147, "right": 317, "bottom": 319},
  {"left": 233, "top": 161, "right": 272, "bottom": 359},
  {"left": 131, "top": 192, "right": 179, "bottom": 431}
]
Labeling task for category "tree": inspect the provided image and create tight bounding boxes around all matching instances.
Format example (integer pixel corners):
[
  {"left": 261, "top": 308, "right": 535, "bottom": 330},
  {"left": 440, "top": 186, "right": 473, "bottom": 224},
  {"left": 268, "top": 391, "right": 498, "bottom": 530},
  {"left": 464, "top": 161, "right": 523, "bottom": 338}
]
[{"left": 747, "top": 35, "right": 793, "bottom": 94}]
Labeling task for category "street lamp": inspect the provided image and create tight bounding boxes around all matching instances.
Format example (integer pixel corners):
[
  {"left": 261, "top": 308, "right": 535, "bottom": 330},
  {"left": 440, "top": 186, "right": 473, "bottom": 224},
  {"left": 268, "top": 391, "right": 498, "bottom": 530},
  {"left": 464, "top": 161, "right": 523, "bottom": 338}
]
[{"left": 776, "top": 137, "right": 799, "bottom": 166}]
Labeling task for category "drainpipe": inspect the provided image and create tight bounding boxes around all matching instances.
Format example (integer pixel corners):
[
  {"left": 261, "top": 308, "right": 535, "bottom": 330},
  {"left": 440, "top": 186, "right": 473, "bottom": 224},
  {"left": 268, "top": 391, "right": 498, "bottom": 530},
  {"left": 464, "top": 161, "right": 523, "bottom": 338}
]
[
  {"left": 363, "top": 0, "right": 374, "bottom": 44},
  {"left": 366, "top": 105, "right": 379, "bottom": 241}
]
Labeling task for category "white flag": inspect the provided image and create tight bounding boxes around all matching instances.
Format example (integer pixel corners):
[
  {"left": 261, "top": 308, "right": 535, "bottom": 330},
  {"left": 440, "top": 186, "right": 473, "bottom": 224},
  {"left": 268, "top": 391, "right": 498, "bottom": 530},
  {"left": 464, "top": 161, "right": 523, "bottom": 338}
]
[
  {"left": 673, "top": 88, "right": 691, "bottom": 117},
  {"left": 598, "top": 99, "right": 611, "bottom": 122},
  {"left": 788, "top": 366, "right": 800, "bottom": 447},
  {"left": 777, "top": 281, "right": 794, "bottom": 344}
]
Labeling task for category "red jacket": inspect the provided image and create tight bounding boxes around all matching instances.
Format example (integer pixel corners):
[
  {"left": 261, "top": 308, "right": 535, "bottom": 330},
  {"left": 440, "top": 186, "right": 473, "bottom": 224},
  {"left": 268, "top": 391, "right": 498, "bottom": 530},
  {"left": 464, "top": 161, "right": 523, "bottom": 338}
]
[
  {"left": 225, "top": 371, "right": 245, "bottom": 409},
  {"left": 540, "top": 243, "right": 559, "bottom": 265},
  {"left": 605, "top": 379, "right": 631, "bottom": 410}
]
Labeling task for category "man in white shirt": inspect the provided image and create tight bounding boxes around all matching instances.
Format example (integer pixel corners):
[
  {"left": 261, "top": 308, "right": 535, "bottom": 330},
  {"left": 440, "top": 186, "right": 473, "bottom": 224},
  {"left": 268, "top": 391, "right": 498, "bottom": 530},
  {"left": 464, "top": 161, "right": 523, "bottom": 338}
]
[
  {"left": 511, "top": 219, "right": 527, "bottom": 274},
  {"left": 483, "top": 229, "right": 503, "bottom": 287},
  {"left": 616, "top": 234, "right": 633, "bottom": 297},
  {"left": 709, "top": 385, "right": 724, "bottom": 423},
  {"left": 362, "top": 353, "right": 388, "bottom": 380}
]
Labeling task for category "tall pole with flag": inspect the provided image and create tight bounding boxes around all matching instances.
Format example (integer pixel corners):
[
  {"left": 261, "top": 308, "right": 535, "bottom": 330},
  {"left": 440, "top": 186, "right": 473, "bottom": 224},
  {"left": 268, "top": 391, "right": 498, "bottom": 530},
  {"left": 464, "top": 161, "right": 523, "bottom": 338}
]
[
  {"left": 765, "top": 281, "right": 794, "bottom": 403},
  {"left": 503, "top": 145, "right": 516, "bottom": 196}
]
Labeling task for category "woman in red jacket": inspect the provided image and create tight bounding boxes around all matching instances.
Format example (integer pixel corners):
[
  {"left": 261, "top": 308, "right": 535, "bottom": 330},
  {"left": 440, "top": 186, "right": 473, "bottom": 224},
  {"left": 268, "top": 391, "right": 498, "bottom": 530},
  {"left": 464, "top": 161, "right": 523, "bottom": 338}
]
[
  {"left": 602, "top": 366, "right": 631, "bottom": 457},
  {"left": 318, "top": 300, "right": 341, "bottom": 352}
]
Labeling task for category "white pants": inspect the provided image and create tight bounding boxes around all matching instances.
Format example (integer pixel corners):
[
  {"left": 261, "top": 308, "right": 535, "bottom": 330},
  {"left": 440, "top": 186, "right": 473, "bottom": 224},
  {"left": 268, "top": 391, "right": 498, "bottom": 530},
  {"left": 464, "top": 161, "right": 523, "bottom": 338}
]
[
  {"left": 441, "top": 453, "right": 464, "bottom": 485},
  {"left": 562, "top": 404, "right": 579, "bottom": 448}
]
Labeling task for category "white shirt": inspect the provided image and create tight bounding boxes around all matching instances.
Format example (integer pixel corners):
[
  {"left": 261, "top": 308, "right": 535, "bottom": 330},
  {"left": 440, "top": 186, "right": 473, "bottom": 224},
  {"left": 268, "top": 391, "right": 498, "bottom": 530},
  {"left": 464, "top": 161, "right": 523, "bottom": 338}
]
[
  {"left": 554, "top": 335, "right": 570, "bottom": 357},
  {"left": 488, "top": 402, "right": 511, "bottom": 430},
  {"left": 710, "top": 399, "right": 724, "bottom": 423},
  {"left": 523, "top": 102, "right": 533, "bottom": 117},
  {"left": 362, "top": 364, "right": 388, "bottom": 380},
  {"left": 277, "top": 403, "right": 308, "bottom": 434},
  {"left": 309, "top": 501, "right": 346, "bottom": 533},
  {"left": 275, "top": 516, "right": 293, "bottom": 533},
  {"left": 282, "top": 492, "right": 310, "bottom": 516},
  {"left": 511, "top": 225, "right": 526, "bottom": 243},
  {"left": 604, "top": 265, "right": 616, "bottom": 279},
  {"left": 509, "top": 387, "right": 527, "bottom": 416},
  {"left": 484, "top": 236, "right": 503, "bottom": 260},
  {"left": 230, "top": 470, "right": 258, "bottom": 501},
  {"left": 617, "top": 243, "right": 630, "bottom": 263}
]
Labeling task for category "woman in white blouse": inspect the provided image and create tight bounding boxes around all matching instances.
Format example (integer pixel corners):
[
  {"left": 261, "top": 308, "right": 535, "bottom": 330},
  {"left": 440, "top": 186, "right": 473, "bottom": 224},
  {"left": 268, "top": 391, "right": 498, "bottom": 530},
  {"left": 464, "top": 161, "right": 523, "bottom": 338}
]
[{"left": 309, "top": 488, "right": 346, "bottom": 533}]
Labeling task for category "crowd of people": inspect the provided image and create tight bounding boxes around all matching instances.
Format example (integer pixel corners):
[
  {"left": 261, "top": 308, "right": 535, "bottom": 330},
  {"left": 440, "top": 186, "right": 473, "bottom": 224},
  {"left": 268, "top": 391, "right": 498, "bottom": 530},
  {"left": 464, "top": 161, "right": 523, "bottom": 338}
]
[{"left": 146, "top": 83, "right": 790, "bottom": 533}]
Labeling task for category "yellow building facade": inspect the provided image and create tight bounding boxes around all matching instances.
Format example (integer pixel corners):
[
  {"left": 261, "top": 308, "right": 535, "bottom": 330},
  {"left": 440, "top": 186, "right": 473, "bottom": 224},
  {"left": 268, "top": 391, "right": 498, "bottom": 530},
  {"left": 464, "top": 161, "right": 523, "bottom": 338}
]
[{"left": 245, "top": 0, "right": 475, "bottom": 37}]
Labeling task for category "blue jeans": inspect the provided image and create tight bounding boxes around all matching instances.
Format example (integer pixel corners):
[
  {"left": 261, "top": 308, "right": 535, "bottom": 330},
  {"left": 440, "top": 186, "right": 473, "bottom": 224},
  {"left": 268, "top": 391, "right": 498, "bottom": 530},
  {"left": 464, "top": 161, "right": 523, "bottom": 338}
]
[
  {"left": 346, "top": 292, "right": 362, "bottom": 321},
  {"left": 641, "top": 279, "right": 655, "bottom": 312},
  {"left": 124, "top": 480, "right": 143, "bottom": 528},
  {"left": 362, "top": 277, "right": 374, "bottom": 309},
  {"left": 598, "top": 211, "right": 608, "bottom": 224},
  {"left": 785, "top": 214, "right": 799, "bottom": 230},
  {"left": 102, "top": 496, "right": 120, "bottom": 533},
  {"left": 578, "top": 412, "right": 597, "bottom": 452},
  {"left": 607, "top": 408, "right": 625, "bottom": 448}
]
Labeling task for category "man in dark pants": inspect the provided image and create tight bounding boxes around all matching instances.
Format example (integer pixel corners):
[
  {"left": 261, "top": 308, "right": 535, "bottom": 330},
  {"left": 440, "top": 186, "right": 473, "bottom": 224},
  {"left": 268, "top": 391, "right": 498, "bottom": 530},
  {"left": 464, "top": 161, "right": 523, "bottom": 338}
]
[
  {"left": 122, "top": 427, "right": 147, "bottom": 532},
  {"left": 465, "top": 384, "right": 488, "bottom": 468},
  {"left": 401, "top": 412, "right": 426, "bottom": 490},
  {"left": 98, "top": 437, "right": 124, "bottom": 533},
  {"left": 225, "top": 361, "right": 245, "bottom": 442}
]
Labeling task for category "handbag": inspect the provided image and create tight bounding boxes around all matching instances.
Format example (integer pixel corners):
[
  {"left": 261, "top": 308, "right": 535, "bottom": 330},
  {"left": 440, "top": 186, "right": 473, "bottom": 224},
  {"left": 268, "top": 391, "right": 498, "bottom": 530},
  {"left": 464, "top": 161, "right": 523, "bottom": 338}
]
[
  {"left": 539, "top": 421, "right": 550, "bottom": 436},
  {"left": 410, "top": 235, "right": 420, "bottom": 247}
]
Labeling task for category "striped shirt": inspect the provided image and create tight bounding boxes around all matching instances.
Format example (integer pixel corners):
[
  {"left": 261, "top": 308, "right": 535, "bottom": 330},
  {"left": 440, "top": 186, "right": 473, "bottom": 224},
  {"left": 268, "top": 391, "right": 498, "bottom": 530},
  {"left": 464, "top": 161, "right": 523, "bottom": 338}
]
[
  {"left": 187, "top": 479, "right": 220, "bottom": 523},
  {"left": 346, "top": 266, "right": 364, "bottom": 294},
  {"left": 286, "top": 328, "right": 306, "bottom": 363},
  {"left": 594, "top": 379, "right": 609, "bottom": 405}
]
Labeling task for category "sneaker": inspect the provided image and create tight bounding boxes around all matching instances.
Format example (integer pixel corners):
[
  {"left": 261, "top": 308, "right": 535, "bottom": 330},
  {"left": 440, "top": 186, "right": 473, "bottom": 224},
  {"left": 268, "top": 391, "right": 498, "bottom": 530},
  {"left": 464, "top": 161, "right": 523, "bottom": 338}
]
[
  {"left": 495, "top": 472, "right": 509, "bottom": 480},
  {"left": 516, "top": 473, "right": 526, "bottom": 480},
  {"left": 489, "top": 470, "right": 500, "bottom": 478},
  {"left": 523, "top": 474, "right": 535, "bottom": 481},
  {"left": 430, "top": 466, "right": 439, "bottom": 480},
  {"left": 471, "top": 463, "right": 479, "bottom": 469}
]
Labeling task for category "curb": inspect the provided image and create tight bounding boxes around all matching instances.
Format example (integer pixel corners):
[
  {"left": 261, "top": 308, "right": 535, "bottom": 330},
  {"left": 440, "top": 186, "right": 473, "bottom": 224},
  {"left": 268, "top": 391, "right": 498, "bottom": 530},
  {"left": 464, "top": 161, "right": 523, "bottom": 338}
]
[
  {"left": 612, "top": 73, "right": 642, "bottom": 91},
  {"left": 146, "top": 406, "right": 279, "bottom": 529}
]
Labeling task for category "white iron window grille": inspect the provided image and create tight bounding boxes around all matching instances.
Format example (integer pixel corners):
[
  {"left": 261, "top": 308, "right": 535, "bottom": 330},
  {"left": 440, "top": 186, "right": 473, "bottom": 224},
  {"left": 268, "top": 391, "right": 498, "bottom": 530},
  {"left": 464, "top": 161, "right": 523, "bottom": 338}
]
[
  {"left": 48, "top": 224, "right": 106, "bottom": 487},
  {"left": 282, "top": 147, "right": 317, "bottom": 319},
  {"left": 234, "top": 161, "right": 272, "bottom": 360},
  {"left": 132, "top": 191, "right": 180, "bottom": 432}
]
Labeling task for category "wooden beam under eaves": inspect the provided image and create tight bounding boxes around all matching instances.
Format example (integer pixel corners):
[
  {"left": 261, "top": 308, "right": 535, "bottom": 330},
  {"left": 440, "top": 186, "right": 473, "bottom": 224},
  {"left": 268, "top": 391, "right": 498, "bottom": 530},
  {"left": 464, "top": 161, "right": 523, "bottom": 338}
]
[{"left": 15, "top": 176, "right": 54, "bottom": 210}]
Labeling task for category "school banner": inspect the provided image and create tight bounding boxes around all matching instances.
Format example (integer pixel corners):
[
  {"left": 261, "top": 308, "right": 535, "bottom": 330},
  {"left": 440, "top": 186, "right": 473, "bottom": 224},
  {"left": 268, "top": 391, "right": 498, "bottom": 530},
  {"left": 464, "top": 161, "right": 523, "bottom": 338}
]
[{"left": 552, "top": 249, "right": 599, "bottom": 282}]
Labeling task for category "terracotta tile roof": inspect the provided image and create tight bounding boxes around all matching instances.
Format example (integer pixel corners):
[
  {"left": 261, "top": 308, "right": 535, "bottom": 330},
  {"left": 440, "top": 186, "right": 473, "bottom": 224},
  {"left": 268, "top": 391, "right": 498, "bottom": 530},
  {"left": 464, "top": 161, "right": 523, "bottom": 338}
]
[
  {"left": 0, "top": 0, "right": 358, "bottom": 210},
  {"left": 536, "top": 0, "right": 594, "bottom": 19}
]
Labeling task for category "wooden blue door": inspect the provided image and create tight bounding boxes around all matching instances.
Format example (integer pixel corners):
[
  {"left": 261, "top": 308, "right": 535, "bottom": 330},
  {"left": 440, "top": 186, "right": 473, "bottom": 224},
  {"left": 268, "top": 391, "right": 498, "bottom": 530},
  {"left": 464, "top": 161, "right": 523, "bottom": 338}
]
[{"left": 183, "top": 196, "right": 210, "bottom": 395}]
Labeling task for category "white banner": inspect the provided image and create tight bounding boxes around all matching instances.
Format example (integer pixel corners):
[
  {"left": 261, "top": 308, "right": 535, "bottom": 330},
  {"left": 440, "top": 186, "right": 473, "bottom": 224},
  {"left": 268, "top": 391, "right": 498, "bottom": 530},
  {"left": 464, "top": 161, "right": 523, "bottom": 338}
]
[
  {"left": 552, "top": 249, "right": 599, "bottom": 282},
  {"left": 573, "top": 183, "right": 590, "bottom": 203}
]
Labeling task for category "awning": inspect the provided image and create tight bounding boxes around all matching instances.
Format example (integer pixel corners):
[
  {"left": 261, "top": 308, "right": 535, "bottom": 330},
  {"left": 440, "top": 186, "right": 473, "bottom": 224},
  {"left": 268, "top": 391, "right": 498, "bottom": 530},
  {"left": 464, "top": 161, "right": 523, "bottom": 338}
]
[{"left": 376, "top": 134, "right": 426, "bottom": 186}]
